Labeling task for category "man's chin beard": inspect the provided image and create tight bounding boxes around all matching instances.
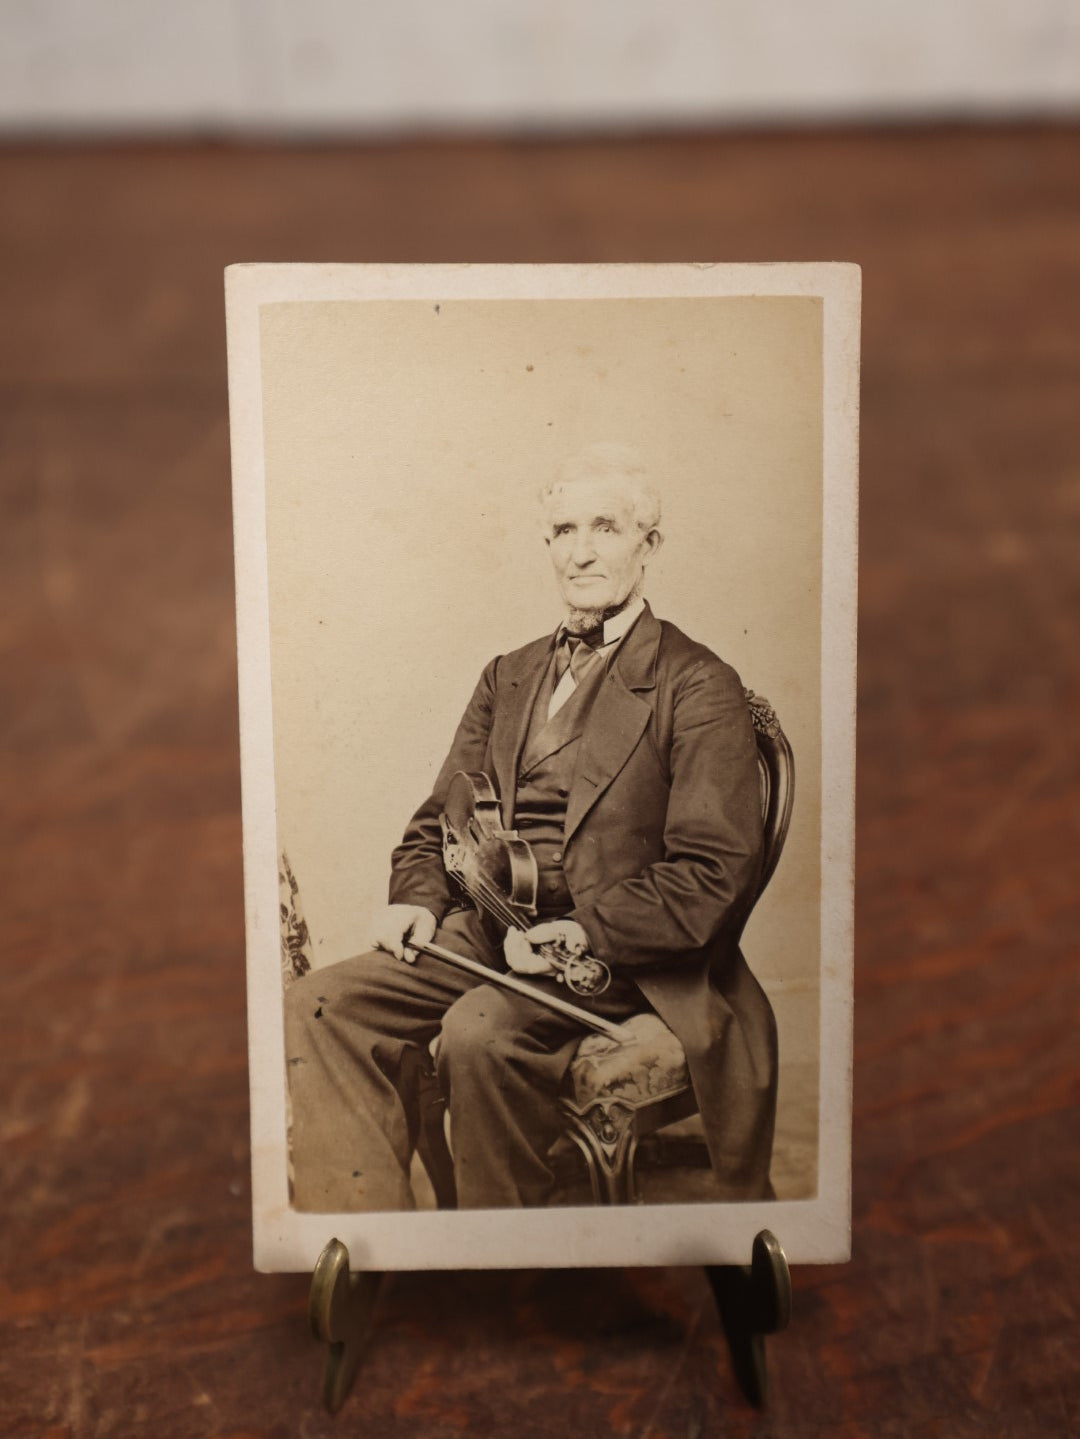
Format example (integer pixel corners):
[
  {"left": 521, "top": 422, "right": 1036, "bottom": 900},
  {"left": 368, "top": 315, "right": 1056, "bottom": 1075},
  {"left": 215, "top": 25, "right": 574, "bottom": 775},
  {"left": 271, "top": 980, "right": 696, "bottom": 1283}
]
[{"left": 565, "top": 591, "right": 636, "bottom": 636}]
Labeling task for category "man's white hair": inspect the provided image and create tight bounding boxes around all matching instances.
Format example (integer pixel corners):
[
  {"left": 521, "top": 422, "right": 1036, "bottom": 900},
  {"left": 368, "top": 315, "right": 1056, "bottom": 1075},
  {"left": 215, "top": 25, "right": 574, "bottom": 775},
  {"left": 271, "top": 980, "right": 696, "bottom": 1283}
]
[{"left": 538, "top": 443, "right": 662, "bottom": 533}]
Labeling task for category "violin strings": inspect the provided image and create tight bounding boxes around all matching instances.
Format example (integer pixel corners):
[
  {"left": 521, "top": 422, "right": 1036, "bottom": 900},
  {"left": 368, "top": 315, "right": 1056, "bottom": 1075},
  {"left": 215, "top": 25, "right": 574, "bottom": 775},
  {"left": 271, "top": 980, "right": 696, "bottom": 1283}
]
[
  {"left": 461, "top": 873, "right": 575, "bottom": 966},
  {"left": 456, "top": 871, "right": 609, "bottom": 994},
  {"left": 465, "top": 875, "right": 531, "bottom": 933},
  {"left": 462, "top": 873, "right": 525, "bottom": 924},
  {"left": 470, "top": 879, "right": 557, "bottom": 953},
  {"left": 461, "top": 882, "right": 524, "bottom": 933}
]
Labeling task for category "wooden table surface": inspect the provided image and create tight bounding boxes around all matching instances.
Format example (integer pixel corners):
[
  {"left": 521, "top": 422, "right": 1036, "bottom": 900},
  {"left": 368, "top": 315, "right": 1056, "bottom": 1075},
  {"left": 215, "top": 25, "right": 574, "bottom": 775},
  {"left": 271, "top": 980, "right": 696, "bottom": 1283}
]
[{"left": 2, "top": 127, "right": 1077, "bottom": 1438}]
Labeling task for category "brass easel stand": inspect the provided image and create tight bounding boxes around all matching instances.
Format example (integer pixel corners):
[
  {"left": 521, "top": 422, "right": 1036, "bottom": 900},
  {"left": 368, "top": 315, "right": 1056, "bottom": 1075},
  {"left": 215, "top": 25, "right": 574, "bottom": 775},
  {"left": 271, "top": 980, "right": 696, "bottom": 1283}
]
[
  {"left": 308, "top": 1239, "right": 384, "bottom": 1413},
  {"left": 308, "top": 1229, "right": 790, "bottom": 1413},
  {"left": 706, "top": 1229, "right": 792, "bottom": 1406}
]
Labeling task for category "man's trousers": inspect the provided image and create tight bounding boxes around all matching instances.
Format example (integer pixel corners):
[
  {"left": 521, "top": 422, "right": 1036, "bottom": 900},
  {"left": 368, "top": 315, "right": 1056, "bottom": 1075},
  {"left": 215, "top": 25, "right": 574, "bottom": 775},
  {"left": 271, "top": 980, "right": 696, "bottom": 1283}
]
[{"left": 283, "top": 908, "right": 646, "bottom": 1211}]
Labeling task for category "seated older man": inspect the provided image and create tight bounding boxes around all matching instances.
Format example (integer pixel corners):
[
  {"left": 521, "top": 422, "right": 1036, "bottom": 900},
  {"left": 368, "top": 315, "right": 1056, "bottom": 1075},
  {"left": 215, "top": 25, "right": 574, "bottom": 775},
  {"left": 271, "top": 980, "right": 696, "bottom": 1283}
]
[{"left": 284, "top": 443, "right": 776, "bottom": 1211}]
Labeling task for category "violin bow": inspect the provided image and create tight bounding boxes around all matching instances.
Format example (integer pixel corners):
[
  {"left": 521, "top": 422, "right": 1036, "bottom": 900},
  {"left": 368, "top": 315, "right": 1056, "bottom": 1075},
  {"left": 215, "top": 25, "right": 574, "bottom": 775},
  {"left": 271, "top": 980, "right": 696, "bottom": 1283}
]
[{"left": 404, "top": 938, "right": 626, "bottom": 1040}]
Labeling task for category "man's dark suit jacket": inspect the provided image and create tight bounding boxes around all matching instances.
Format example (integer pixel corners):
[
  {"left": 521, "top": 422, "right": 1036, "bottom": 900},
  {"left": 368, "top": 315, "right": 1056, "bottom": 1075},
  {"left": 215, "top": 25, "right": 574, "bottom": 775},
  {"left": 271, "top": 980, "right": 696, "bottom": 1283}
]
[{"left": 389, "top": 603, "right": 778, "bottom": 1199}]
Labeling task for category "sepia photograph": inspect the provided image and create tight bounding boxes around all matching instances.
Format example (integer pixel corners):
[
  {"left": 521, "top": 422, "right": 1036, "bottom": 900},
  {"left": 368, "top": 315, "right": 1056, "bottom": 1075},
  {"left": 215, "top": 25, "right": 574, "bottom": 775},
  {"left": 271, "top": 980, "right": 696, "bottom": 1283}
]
[{"left": 226, "top": 262, "right": 859, "bottom": 1271}]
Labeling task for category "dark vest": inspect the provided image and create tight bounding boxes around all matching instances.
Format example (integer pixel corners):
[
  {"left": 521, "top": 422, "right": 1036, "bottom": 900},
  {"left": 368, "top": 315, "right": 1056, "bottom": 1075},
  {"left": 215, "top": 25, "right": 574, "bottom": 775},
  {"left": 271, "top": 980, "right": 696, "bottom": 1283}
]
[{"left": 513, "top": 652, "right": 607, "bottom": 918}]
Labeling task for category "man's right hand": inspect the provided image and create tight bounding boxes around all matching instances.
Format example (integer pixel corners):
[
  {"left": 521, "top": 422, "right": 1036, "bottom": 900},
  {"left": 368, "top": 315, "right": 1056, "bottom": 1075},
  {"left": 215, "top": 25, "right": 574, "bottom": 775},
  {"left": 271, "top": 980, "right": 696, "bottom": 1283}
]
[{"left": 368, "top": 905, "right": 438, "bottom": 963}]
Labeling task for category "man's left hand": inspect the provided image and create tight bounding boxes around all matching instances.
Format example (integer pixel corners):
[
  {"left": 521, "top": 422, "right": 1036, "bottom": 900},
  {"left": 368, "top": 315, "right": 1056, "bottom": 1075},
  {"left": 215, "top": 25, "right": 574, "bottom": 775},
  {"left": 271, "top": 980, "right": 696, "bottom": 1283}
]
[{"left": 504, "top": 920, "right": 591, "bottom": 977}]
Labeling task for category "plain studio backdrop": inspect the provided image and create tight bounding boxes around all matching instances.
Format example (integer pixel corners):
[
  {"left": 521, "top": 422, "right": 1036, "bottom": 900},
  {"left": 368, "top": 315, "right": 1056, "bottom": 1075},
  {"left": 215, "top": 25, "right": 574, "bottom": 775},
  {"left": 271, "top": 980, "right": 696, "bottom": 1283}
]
[{"left": 259, "top": 291, "right": 824, "bottom": 1187}]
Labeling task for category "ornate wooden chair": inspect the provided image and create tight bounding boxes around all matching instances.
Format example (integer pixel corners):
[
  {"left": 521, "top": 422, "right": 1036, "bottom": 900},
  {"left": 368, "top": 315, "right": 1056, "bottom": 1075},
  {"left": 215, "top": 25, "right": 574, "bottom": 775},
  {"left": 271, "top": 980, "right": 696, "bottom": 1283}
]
[
  {"left": 557, "top": 690, "right": 794, "bottom": 1203},
  {"left": 414, "top": 689, "right": 794, "bottom": 1208}
]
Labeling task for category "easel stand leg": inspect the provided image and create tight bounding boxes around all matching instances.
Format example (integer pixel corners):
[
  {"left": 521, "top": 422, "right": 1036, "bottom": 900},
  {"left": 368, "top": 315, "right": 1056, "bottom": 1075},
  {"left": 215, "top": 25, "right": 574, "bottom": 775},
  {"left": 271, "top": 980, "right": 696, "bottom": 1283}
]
[
  {"left": 705, "top": 1229, "right": 792, "bottom": 1408},
  {"left": 309, "top": 1239, "right": 384, "bottom": 1413},
  {"left": 307, "top": 1229, "right": 790, "bottom": 1415}
]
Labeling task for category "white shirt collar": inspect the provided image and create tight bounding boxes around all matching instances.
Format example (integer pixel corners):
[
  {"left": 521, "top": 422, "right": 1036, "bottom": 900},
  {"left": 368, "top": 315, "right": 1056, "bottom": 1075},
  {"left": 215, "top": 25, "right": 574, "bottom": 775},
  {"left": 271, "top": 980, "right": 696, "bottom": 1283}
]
[{"left": 598, "top": 594, "right": 646, "bottom": 647}]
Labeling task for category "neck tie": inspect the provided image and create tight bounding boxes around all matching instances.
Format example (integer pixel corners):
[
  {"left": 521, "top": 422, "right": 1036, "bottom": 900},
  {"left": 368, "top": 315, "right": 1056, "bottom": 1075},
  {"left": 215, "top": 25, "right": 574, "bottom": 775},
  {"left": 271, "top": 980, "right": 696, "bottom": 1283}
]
[
  {"left": 570, "top": 637, "right": 602, "bottom": 683},
  {"left": 555, "top": 630, "right": 604, "bottom": 684}
]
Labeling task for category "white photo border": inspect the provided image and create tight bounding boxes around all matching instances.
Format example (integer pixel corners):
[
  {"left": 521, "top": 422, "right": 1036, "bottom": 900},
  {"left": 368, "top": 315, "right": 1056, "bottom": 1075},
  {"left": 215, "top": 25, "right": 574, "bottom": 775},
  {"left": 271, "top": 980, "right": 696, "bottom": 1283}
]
[{"left": 226, "top": 262, "right": 859, "bottom": 1273}]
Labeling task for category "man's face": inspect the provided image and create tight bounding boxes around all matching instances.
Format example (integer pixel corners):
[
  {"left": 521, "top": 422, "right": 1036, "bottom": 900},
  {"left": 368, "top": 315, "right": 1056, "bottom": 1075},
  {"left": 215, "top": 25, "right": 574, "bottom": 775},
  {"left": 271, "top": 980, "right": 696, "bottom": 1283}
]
[{"left": 545, "top": 478, "right": 661, "bottom": 617}]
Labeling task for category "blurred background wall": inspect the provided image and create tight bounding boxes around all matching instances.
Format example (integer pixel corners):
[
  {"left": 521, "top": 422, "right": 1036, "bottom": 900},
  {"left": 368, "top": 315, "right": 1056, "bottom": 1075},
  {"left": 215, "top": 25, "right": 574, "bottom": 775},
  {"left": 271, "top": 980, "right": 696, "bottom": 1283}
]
[{"left": 2, "top": 0, "right": 1079, "bottom": 137}]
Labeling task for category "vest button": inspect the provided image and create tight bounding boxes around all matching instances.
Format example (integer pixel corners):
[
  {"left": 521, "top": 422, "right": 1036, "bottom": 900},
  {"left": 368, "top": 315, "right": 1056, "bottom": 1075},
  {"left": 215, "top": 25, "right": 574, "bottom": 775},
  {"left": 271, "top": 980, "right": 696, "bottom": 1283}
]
[{"left": 552, "top": 849, "right": 563, "bottom": 864}]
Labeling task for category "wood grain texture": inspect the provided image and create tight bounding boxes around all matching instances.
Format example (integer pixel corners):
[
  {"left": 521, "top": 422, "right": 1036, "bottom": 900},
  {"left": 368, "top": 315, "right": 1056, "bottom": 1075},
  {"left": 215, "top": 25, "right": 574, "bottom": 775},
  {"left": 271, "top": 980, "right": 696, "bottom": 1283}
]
[{"left": 1, "top": 127, "right": 1077, "bottom": 1437}]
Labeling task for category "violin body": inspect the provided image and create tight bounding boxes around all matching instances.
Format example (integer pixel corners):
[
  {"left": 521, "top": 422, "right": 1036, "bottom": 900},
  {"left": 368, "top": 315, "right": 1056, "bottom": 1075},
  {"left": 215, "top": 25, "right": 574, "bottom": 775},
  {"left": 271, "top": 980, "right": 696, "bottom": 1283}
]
[
  {"left": 439, "top": 771, "right": 611, "bottom": 997},
  {"left": 441, "top": 771, "right": 539, "bottom": 923}
]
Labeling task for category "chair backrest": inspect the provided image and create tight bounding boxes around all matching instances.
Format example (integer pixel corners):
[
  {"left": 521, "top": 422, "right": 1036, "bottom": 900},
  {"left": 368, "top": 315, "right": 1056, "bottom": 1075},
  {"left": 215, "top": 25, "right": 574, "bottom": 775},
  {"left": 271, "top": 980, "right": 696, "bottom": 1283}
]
[{"left": 744, "top": 689, "right": 795, "bottom": 899}]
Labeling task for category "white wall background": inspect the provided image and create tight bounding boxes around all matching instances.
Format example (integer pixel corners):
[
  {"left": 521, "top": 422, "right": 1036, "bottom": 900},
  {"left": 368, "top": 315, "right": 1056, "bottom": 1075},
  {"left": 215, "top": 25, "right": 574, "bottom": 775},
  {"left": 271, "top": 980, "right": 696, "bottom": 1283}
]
[
  {"left": 2, "top": 0, "right": 1078, "bottom": 136},
  {"left": 251, "top": 285, "right": 830, "bottom": 1091}
]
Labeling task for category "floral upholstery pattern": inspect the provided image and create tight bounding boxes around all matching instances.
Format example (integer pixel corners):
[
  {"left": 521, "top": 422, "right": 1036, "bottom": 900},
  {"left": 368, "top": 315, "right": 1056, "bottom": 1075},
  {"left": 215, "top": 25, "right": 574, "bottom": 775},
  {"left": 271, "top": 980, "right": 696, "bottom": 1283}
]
[
  {"left": 567, "top": 1012, "right": 689, "bottom": 1107},
  {"left": 279, "top": 850, "right": 313, "bottom": 987}
]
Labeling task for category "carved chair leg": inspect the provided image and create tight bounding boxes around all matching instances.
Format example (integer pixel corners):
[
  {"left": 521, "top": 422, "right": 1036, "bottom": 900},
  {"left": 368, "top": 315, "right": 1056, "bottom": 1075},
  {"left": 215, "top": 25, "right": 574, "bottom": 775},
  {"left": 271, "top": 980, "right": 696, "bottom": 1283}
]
[
  {"left": 401, "top": 1044, "right": 457, "bottom": 1209},
  {"left": 561, "top": 1100, "right": 639, "bottom": 1205}
]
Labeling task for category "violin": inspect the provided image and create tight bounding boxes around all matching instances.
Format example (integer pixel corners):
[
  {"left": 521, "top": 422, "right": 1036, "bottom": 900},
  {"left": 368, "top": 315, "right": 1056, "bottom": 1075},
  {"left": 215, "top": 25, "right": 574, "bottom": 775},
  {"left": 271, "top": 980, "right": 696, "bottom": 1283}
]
[{"left": 439, "top": 771, "right": 612, "bottom": 998}]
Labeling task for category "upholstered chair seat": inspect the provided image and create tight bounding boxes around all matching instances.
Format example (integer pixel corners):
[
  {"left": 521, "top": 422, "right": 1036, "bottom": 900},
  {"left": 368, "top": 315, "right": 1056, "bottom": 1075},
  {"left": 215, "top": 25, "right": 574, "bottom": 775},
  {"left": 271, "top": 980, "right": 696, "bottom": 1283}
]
[{"left": 567, "top": 1013, "right": 690, "bottom": 1107}]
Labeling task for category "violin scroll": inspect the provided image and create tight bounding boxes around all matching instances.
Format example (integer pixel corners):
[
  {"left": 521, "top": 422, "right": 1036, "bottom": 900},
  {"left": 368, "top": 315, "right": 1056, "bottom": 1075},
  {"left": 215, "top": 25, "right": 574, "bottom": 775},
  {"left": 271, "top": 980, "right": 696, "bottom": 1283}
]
[{"left": 545, "top": 933, "right": 612, "bottom": 997}]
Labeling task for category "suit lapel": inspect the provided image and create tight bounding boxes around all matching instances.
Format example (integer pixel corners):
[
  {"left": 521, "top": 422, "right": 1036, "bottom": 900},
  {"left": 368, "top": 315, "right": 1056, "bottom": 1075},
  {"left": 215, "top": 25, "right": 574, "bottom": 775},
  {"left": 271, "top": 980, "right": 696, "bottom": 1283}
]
[
  {"left": 489, "top": 635, "right": 554, "bottom": 825},
  {"left": 520, "top": 662, "right": 604, "bottom": 774},
  {"left": 564, "top": 605, "right": 661, "bottom": 844}
]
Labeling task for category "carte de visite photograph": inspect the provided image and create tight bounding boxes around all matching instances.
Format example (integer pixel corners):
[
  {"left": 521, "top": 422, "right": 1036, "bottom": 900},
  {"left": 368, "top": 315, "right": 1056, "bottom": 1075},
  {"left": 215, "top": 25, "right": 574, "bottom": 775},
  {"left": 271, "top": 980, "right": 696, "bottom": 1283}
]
[{"left": 226, "top": 262, "right": 859, "bottom": 1273}]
